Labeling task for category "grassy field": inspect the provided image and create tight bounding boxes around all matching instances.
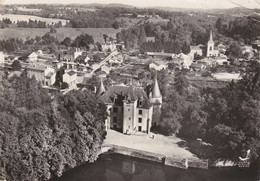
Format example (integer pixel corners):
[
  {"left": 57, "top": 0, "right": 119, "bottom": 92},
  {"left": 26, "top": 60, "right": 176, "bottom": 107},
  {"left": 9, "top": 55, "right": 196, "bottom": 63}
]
[
  {"left": 0, "top": 14, "right": 68, "bottom": 26},
  {"left": 117, "top": 17, "right": 169, "bottom": 27},
  {"left": 0, "top": 27, "right": 121, "bottom": 43}
]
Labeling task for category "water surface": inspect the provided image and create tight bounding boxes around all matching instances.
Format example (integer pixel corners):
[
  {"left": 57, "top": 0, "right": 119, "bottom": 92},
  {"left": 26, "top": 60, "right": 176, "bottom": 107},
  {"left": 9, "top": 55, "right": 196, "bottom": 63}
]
[{"left": 56, "top": 154, "right": 258, "bottom": 181}]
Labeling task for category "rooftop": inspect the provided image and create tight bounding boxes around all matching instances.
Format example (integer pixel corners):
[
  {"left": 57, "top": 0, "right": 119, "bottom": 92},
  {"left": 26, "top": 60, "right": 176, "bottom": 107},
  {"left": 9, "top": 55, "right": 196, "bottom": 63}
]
[
  {"left": 101, "top": 85, "right": 152, "bottom": 109},
  {"left": 67, "top": 70, "right": 77, "bottom": 76},
  {"left": 26, "top": 64, "right": 49, "bottom": 71}
]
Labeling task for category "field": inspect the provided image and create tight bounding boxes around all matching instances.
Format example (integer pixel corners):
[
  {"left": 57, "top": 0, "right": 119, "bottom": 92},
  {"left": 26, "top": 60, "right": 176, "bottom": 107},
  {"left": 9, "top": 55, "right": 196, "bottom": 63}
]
[
  {"left": 0, "top": 14, "right": 68, "bottom": 26},
  {"left": 0, "top": 27, "right": 122, "bottom": 43},
  {"left": 117, "top": 17, "right": 169, "bottom": 27}
]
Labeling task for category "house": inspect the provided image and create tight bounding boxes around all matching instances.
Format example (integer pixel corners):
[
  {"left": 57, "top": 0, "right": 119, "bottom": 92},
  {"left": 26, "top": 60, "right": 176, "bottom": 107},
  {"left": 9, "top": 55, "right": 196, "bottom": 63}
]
[
  {"left": 102, "top": 42, "right": 117, "bottom": 52},
  {"left": 56, "top": 48, "right": 83, "bottom": 62},
  {"left": 217, "top": 43, "right": 226, "bottom": 54},
  {"left": 146, "top": 52, "right": 175, "bottom": 58},
  {"left": 252, "top": 39, "right": 260, "bottom": 50},
  {"left": 179, "top": 53, "right": 193, "bottom": 69},
  {"left": 100, "top": 65, "right": 111, "bottom": 74},
  {"left": 212, "top": 72, "right": 242, "bottom": 82},
  {"left": 146, "top": 37, "right": 156, "bottom": 42},
  {"left": 149, "top": 61, "right": 168, "bottom": 71},
  {"left": 63, "top": 71, "right": 77, "bottom": 88},
  {"left": 74, "top": 55, "right": 90, "bottom": 64},
  {"left": 190, "top": 45, "right": 203, "bottom": 58},
  {"left": 28, "top": 52, "right": 38, "bottom": 62},
  {"left": 74, "top": 48, "right": 83, "bottom": 60},
  {"left": 26, "top": 64, "right": 56, "bottom": 86},
  {"left": 100, "top": 78, "right": 162, "bottom": 134},
  {"left": 0, "top": 52, "right": 4, "bottom": 64},
  {"left": 215, "top": 56, "right": 229, "bottom": 65},
  {"left": 198, "top": 57, "right": 216, "bottom": 67},
  {"left": 190, "top": 63, "right": 206, "bottom": 71}
]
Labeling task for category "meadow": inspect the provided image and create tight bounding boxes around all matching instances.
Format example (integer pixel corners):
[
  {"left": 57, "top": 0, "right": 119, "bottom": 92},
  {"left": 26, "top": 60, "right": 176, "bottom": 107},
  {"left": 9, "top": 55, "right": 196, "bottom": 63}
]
[
  {"left": 0, "top": 14, "right": 68, "bottom": 26},
  {"left": 0, "top": 27, "right": 121, "bottom": 43}
]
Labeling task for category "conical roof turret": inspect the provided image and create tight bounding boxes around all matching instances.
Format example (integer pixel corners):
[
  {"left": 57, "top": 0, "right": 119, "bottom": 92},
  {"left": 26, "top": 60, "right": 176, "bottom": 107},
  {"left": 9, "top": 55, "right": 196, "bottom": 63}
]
[
  {"left": 152, "top": 78, "right": 162, "bottom": 98},
  {"left": 96, "top": 77, "right": 106, "bottom": 96}
]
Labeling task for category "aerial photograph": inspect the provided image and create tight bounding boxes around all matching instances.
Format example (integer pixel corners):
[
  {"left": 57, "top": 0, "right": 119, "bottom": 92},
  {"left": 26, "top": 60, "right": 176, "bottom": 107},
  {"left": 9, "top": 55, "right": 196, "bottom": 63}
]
[{"left": 1, "top": 0, "right": 260, "bottom": 180}]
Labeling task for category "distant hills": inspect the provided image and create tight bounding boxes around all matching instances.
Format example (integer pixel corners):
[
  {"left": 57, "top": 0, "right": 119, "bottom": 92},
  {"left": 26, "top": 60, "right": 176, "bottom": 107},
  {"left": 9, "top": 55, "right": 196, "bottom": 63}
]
[{"left": 4, "top": 3, "right": 260, "bottom": 15}]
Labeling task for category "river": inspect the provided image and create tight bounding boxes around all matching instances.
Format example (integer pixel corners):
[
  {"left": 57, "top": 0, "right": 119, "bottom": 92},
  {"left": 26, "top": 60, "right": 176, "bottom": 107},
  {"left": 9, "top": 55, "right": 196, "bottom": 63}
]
[{"left": 55, "top": 153, "right": 259, "bottom": 181}]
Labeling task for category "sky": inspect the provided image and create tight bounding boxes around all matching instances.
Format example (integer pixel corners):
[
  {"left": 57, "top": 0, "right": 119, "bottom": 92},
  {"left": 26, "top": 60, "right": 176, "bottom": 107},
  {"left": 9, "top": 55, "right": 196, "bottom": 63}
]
[{"left": 2, "top": 0, "right": 260, "bottom": 9}]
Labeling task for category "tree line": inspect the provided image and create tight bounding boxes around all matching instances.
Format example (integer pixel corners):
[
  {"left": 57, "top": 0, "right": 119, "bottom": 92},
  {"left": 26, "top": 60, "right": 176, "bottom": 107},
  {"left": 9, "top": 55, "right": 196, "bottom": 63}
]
[
  {"left": 0, "top": 32, "right": 94, "bottom": 53},
  {"left": 17, "top": 19, "right": 62, "bottom": 28},
  {"left": 154, "top": 61, "right": 260, "bottom": 161},
  {"left": 0, "top": 72, "right": 107, "bottom": 180}
]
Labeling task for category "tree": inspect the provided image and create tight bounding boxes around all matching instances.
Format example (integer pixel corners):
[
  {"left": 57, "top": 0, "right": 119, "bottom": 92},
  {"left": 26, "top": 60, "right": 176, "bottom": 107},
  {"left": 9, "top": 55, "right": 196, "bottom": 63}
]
[
  {"left": 11, "top": 60, "right": 21, "bottom": 71},
  {"left": 72, "top": 33, "right": 94, "bottom": 48},
  {"left": 0, "top": 75, "right": 107, "bottom": 180},
  {"left": 174, "top": 71, "right": 189, "bottom": 96},
  {"left": 50, "top": 27, "right": 57, "bottom": 33},
  {"left": 112, "top": 21, "right": 120, "bottom": 29},
  {"left": 61, "top": 82, "right": 69, "bottom": 89},
  {"left": 182, "top": 41, "right": 191, "bottom": 54},
  {"left": 225, "top": 41, "right": 242, "bottom": 60},
  {"left": 138, "top": 26, "right": 147, "bottom": 46},
  {"left": 103, "top": 34, "right": 108, "bottom": 43},
  {"left": 61, "top": 37, "right": 72, "bottom": 47}
]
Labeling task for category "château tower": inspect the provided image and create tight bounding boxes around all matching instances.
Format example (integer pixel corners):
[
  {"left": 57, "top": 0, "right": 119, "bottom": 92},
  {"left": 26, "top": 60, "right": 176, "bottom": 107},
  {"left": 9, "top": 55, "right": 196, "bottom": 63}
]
[
  {"left": 150, "top": 78, "right": 162, "bottom": 105},
  {"left": 149, "top": 77, "right": 162, "bottom": 125},
  {"left": 96, "top": 77, "right": 106, "bottom": 96}
]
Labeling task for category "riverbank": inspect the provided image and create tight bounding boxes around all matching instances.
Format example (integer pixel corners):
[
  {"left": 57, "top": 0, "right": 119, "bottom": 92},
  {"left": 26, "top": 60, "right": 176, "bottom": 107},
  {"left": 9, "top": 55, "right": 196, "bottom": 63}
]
[{"left": 102, "top": 130, "right": 208, "bottom": 169}]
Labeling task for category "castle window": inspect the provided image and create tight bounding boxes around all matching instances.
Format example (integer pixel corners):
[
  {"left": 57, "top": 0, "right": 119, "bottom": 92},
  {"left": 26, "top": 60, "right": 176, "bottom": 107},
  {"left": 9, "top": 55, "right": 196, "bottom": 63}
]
[
  {"left": 113, "top": 107, "right": 118, "bottom": 113},
  {"left": 138, "top": 118, "right": 142, "bottom": 123},
  {"left": 113, "top": 117, "right": 117, "bottom": 123},
  {"left": 139, "top": 110, "right": 142, "bottom": 115},
  {"left": 129, "top": 117, "right": 131, "bottom": 120},
  {"left": 139, "top": 100, "right": 143, "bottom": 107},
  {"left": 210, "top": 46, "right": 212, "bottom": 51}
]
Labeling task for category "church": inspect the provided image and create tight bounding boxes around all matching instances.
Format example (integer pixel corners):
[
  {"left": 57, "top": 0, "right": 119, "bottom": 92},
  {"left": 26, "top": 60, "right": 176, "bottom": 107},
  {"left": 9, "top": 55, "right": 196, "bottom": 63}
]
[
  {"left": 190, "top": 30, "right": 219, "bottom": 58},
  {"left": 97, "top": 78, "right": 162, "bottom": 135}
]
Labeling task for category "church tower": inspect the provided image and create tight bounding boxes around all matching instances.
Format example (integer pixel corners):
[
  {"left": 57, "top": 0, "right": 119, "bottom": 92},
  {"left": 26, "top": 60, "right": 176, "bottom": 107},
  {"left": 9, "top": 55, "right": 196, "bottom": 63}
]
[
  {"left": 96, "top": 78, "right": 106, "bottom": 96},
  {"left": 206, "top": 30, "right": 214, "bottom": 57}
]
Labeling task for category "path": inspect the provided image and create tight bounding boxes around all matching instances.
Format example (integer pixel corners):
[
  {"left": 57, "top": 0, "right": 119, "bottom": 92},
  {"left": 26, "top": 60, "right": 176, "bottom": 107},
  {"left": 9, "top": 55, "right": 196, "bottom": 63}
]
[{"left": 104, "top": 129, "right": 197, "bottom": 159}]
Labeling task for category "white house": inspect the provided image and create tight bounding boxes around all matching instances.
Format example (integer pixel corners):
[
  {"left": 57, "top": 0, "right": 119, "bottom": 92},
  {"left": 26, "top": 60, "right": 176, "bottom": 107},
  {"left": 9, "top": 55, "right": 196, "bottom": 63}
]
[
  {"left": 28, "top": 52, "right": 38, "bottom": 62},
  {"left": 102, "top": 42, "right": 117, "bottom": 52},
  {"left": 26, "top": 64, "right": 56, "bottom": 86},
  {"left": 149, "top": 62, "right": 168, "bottom": 71},
  {"left": 198, "top": 57, "right": 216, "bottom": 67},
  {"left": 179, "top": 53, "right": 193, "bottom": 69},
  {"left": 101, "top": 65, "right": 111, "bottom": 74},
  {"left": 63, "top": 71, "right": 77, "bottom": 88},
  {"left": 0, "top": 52, "right": 5, "bottom": 64},
  {"left": 215, "top": 56, "right": 229, "bottom": 65},
  {"left": 190, "top": 63, "right": 206, "bottom": 71},
  {"left": 74, "top": 48, "right": 83, "bottom": 60},
  {"left": 190, "top": 45, "right": 203, "bottom": 57},
  {"left": 212, "top": 72, "right": 242, "bottom": 82}
]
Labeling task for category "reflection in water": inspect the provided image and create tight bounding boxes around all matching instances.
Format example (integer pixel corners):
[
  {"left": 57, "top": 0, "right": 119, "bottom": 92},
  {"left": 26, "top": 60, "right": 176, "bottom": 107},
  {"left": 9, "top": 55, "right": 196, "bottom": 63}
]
[{"left": 56, "top": 154, "right": 257, "bottom": 181}]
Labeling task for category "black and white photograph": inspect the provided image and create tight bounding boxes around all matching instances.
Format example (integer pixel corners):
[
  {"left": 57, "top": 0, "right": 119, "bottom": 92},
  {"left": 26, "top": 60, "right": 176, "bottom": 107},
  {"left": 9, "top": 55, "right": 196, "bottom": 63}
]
[{"left": 0, "top": 0, "right": 260, "bottom": 180}]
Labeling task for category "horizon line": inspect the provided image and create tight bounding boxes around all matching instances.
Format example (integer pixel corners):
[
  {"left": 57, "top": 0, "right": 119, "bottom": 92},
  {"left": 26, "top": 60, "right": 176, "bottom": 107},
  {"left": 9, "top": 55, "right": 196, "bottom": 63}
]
[{"left": 1, "top": 2, "right": 247, "bottom": 10}]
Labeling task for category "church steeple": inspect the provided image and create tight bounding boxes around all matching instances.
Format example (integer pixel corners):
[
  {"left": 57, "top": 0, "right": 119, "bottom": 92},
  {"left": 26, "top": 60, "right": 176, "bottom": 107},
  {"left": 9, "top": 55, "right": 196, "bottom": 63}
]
[
  {"left": 96, "top": 77, "right": 106, "bottom": 96},
  {"left": 209, "top": 30, "right": 213, "bottom": 42},
  {"left": 207, "top": 30, "right": 215, "bottom": 57}
]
